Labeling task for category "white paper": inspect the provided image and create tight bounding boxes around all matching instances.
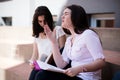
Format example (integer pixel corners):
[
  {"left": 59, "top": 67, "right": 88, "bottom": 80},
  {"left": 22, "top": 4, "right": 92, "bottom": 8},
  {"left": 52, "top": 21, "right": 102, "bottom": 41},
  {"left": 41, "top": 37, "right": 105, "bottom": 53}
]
[{"left": 36, "top": 60, "right": 65, "bottom": 73}]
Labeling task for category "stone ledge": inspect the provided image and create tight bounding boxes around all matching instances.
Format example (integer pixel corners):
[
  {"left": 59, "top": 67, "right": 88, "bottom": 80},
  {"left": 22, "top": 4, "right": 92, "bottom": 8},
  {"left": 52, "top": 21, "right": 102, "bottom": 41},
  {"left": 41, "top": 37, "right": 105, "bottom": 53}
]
[
  {"left": 0, "top": 57, "right": 24, "bottom": 80},
  {"left": 0, "top": 42, "right": 33, "bottom": 62},
  {"left": 6, "top": 62, "right": 32, "bottom": 80}
]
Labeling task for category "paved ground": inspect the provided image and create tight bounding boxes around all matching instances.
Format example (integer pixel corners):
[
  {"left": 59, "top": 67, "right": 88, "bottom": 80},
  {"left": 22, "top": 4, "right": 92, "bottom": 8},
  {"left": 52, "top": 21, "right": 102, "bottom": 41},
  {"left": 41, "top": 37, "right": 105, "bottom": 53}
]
[{"left": 6, "top": 63, "right": 32, "bottom": 80}]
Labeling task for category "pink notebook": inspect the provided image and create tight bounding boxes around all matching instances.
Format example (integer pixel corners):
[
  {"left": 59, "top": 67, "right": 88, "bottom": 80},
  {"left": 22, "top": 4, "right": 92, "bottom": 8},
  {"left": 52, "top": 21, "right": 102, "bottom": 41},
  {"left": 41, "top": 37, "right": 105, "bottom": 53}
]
[{"left": 33, "top": 61, "right": 41, "bottom": 70}]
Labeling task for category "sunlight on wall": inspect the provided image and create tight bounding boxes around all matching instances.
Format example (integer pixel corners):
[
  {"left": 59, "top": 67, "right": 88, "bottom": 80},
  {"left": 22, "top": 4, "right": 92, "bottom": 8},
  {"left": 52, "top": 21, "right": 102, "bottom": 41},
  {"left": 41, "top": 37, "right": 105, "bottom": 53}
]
[{"left": 34, "top": 0, "right": 67, "bottom": 21}]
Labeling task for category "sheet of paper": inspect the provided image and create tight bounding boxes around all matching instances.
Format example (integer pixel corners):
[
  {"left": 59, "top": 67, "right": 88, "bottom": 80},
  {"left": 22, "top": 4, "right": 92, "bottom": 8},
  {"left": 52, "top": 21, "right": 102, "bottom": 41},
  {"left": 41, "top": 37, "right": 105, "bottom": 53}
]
[{"left": 36, "top": 60, "right": 65, "bottom": 73}]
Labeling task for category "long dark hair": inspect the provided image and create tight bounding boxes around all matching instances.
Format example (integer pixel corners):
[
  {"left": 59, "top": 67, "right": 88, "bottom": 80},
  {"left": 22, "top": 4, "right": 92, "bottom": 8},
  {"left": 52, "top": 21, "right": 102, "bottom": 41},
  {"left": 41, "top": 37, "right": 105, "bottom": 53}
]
[
  {"left": 32, "top": 6, "right": 54, "bottom": 38},
  {"left": 63, "top": 4, "right": 89, "bottom": 35}
]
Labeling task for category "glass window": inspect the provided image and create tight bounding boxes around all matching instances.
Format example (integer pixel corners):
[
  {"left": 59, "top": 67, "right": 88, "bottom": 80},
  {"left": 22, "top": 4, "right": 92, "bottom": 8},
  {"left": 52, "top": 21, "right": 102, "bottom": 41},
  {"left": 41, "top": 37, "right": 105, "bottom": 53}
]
[
  {"left": 0, "top": 17, "right": 12, "bottom": 26},
  {"left": 91, "top": 14, "right": 115, "bottom": 28}
]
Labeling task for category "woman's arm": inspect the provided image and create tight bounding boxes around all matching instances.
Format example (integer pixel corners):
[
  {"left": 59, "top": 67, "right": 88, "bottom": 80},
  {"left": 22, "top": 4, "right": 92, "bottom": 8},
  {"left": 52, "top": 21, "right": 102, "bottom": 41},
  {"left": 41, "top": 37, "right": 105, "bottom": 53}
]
[
  {"left": 46, "top": 31, "right": 66, "bottom": 64},
  {"left": 30, "top": 42, "right": 39, "bottom": 62},
  {"left": 52, "top": 30, "right": 67, "bottom": 68},
  {"left": 64, "top": 58, "right": 105, "bottom": 77},
  {"left": 44, "top": 25, "right": 68, "bottom": 68},
  {"left": 29, "top": 41, "right": 39, "bottom": 68},
  {"left": 64, "top": 30, "right": 106, "bottom": 77},
  {"left": 52, "top": 42, "right": 68, "bottom": 68},
  {"left": 80, "top": 58, "right": 105, "bottom": 72},
  {"left": 55, "top": 26, "right": 66, "bottom": 49}
]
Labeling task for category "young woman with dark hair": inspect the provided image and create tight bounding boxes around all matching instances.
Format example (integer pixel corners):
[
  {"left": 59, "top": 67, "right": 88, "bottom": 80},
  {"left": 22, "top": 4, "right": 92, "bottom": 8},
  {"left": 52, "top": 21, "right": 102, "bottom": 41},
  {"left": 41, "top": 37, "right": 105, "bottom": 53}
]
[
  {"left": 33, "top": 4, "right": 105, "bottom": 80},
  {"left": 29, "top": 6, "right": 66, "bottom": 80}
]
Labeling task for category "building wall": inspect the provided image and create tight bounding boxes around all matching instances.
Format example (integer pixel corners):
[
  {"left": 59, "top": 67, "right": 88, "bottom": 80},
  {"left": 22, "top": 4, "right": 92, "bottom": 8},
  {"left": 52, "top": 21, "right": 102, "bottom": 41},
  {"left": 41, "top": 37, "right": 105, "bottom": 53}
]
[
  {"left": 0, "top": 0, "right": 120, "bottom": 27},
  {"left": 0, "top": 0, "right": 34, "bottom": 27},
  {"left": 93, "top": 28, "right": 120, "bottom": 51},
  {"left": 34, "top": 0, "right": 68, "bottom": 22},
  {"left": 0, "top": 0, "right": 67, "bottom": 27},
  {"left": 57, "top": 0, "right": 120, "bottom": 27}
]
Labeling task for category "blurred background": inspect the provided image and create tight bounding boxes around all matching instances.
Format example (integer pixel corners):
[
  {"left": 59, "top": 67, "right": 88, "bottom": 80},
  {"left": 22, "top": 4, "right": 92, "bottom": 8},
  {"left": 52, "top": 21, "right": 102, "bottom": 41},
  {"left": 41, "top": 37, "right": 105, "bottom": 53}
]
[
  {"left": 0, "top": 0, "right": 120, "bottom": 27},
  {"left": 0, "top": 0, "right": 120, "bottom": 80}
]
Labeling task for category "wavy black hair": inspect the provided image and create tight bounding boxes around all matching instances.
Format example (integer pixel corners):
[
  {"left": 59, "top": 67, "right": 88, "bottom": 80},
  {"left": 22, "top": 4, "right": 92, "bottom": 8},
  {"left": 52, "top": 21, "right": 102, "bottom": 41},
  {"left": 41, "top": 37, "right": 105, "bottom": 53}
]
[{"left": 32, "top": 6, "right": 54, "bottom": 38}]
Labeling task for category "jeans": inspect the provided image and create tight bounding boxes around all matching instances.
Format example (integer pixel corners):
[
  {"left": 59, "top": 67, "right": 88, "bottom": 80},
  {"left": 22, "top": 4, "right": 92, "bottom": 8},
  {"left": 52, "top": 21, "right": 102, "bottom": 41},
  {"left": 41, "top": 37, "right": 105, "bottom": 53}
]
[
  {"left": 29, "top": 69, "right": 83, "bottom": 80},
  {"left": 112, "top": 71, "right": 120, "bottom": 80}
]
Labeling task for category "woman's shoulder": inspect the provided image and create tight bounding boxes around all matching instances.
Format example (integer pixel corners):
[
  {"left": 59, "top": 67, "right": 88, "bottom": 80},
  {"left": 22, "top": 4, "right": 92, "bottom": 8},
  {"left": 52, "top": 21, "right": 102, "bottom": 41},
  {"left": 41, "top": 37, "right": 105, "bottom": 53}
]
[
  {"left": 84, "top": 29, "right": 93, "bottom": 33},
  {"left": 34, "top": 37, "right": 39, "bottom": 41},
  {"left": 81, "top": 29, "right": 99, "bottom": 40},
  {"left": 54, "top": 26, "right": 65, "bottom": 39},
  {"left": 82, "top": 29, "right": 97, "bottom": 36}
]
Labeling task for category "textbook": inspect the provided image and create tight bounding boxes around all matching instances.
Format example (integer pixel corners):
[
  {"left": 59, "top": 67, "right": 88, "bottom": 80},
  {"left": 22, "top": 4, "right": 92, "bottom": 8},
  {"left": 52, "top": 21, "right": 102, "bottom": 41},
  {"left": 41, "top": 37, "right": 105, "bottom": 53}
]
[{"left": 36, "top": 60, "right": 65, "bottom": 73}]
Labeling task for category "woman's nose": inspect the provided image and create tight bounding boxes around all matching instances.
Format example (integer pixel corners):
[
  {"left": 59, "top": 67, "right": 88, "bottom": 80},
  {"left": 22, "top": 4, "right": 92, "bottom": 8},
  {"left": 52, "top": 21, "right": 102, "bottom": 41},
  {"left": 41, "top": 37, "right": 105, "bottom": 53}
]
[
  {"left": 61, "top": 15, "right": 64, "bottom": 19},
  {"left": 42, "top": 21, "right": 45, "bottom": 25}
]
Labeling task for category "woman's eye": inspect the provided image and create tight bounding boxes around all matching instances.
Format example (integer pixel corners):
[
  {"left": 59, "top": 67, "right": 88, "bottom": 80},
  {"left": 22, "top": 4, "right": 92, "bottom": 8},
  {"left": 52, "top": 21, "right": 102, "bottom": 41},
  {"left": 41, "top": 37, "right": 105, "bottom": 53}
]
[
  {"left": 38, "top": 20, "right": 42, "bottom": 23},
  {"left": 44, "top": 20, "right": 46, "bottom": 25}
]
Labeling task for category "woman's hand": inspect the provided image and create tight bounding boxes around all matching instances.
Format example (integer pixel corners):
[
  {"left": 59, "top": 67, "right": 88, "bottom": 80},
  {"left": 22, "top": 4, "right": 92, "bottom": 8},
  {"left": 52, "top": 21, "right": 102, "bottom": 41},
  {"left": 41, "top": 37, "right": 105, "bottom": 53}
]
[
  {"left": 29, "top": 60, "right": 35, "bottom": 69},
  {"left": 43, "top": 24, "right": 56, "bottom": 43},
  {"left": 29, "top": 62, "right": 35, "bottom": 69},
  {"left": 64, "top": 67, "right": 80, "bottom": 77}
]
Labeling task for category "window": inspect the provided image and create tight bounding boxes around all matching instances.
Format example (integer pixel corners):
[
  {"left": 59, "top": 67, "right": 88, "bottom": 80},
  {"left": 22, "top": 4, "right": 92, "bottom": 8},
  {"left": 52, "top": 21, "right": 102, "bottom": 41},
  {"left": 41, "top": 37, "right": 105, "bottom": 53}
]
[
  {"left": 96, "top": 19, "right": 114, "bottom": 28},
  {"left": 91, "top": 14, "right": 115, "bottom": 28},
  {"left": 0, "top": 17, "right": 12, "bottom": 26}
]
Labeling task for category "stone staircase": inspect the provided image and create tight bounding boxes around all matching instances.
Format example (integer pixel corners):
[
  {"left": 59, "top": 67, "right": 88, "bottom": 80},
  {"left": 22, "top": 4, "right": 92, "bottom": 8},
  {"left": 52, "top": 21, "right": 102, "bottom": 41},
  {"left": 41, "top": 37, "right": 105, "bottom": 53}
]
[
  {"left": 1, "top": 27, "right": 120, "bottom": 80},
  {"left": 6, "top": 62, "right": 32, "bottom": 80},
  {"left": 0, "top": 27, "right": 33, "bottom": 80}
]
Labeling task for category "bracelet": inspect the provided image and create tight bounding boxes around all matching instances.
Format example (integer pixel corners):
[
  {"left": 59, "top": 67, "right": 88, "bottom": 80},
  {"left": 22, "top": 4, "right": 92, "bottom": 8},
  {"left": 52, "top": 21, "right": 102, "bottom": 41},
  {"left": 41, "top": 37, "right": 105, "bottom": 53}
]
[{"left": 82, "top": 66, "right": 87, "bottom": 72}]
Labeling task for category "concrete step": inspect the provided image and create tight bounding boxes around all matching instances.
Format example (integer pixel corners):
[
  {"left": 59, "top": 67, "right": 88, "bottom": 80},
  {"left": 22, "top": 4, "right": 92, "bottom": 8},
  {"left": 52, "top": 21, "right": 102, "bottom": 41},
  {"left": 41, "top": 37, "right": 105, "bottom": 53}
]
[
  {"left": 0, "top": 41, "right": 33, "bottom": 62},
  {"left": 0, "top": 27, "right": 33, "bottom": 80},
  {"left": 0, "top": 27, "right": 33, "bottom": 62},
  {"left": 0, "top": 57, "right": 24, "bottom": 80},
  {"left": 0, "top": 27, "right": 33, "bottom": 41},
  {"left": 6, "top": 62, "right": 32, "bottom": 80}
]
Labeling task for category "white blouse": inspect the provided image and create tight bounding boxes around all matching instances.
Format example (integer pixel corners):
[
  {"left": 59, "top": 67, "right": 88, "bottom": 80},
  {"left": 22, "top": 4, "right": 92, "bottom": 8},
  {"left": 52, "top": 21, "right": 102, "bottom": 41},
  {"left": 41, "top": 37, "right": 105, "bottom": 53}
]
[
  {"left": 62, "top": 29, "right": 105, "bottom": 80},
  {"left": 35, "top": 26, "right": 65, "bottom": 62}
]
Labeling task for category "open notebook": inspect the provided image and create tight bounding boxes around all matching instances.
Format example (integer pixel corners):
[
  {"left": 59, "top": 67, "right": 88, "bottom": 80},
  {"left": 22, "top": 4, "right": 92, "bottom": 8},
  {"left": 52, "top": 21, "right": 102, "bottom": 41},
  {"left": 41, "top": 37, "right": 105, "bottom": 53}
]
[{"left": 36, "top": 60, "right": 65, "bottom": 73}]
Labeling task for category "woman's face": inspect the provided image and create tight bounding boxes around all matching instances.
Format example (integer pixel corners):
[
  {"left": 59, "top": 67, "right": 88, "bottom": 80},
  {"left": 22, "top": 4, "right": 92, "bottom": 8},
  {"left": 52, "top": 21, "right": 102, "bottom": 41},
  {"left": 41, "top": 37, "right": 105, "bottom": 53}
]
[
  {"left": 61, "top": 8, "right": 72, "bottom": 30},
  {"left": 38, "top": 15, "right": 45, "bottom": 28}
]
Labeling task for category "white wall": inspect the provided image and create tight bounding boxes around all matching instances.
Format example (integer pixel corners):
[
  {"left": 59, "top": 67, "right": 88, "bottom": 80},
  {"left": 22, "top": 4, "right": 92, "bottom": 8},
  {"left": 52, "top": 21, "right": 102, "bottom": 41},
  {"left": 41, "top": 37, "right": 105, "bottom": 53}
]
[
  {"left": 0, "top": 0, "right": 67, "bottom": 27},
  {"left": 0, "top": 0, "right": 31, "bottom": 27},
  {"left": 34, "top": 0, "right": 67, "bottom": 21}
]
